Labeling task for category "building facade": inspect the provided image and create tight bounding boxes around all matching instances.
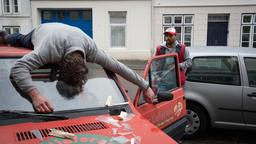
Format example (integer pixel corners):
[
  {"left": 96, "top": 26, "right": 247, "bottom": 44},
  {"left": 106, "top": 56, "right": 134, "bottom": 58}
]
[
  {"left": 1, "top": 0, "right": 256, "bottom": 60},
  {"left": 153, "top": 0, "right": 256, "bottom": 49},
  {"left": 0, "top": 0, "right": 32, "bottom": 34},
  {"left": 30, "top": 0, "right": 152, "bottom": 60}
]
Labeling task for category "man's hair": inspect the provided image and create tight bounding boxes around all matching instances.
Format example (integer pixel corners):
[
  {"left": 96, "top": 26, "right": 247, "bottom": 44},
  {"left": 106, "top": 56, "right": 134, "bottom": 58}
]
[{"left": 57, "top": 51, "right": 88, "bottom": 98}]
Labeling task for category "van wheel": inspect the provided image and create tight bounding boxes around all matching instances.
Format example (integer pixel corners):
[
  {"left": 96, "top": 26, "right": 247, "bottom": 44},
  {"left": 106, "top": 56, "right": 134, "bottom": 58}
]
[{"left": 184, "top": 103, "right": 208, "bottom": 139}]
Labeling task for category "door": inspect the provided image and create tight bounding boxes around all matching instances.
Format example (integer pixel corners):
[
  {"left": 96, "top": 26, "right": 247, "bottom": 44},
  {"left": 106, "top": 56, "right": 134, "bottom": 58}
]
[
  {"left": 207, "top": 22, "right": 228, "bottom": 46},
  {"left": 41, "top": 10, "right": 93, "bottom": 38},
  {"left": 133, "top": 53, "right": 186, "bottom": 129},
  {"left": 207, "top": 14, "right": 229, "bottom": 46},
  {"left": 242, "top": 57, "right": 256, "bottom": 124}
]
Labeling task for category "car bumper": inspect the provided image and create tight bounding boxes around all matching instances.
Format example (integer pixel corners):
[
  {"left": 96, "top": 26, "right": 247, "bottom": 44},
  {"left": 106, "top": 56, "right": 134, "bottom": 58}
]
[{"left": 163, "top": 116, "right": 188, "bottom": 141}]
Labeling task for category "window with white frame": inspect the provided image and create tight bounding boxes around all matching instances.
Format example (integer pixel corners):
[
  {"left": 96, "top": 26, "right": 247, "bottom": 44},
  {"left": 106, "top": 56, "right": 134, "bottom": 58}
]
[
  {"left": 163, "top": 14, "right": 194, "bottom": 46},
  {"left": 241, "top": 14, "right": 256, "bottom": 48},
  {"left": 3, "top": 26, "right": 20, "bottom": 34},
  {"left": 109, "top": 11, "right": 127, "bottom": 48},
  {"left": 2, "top": 0, "right": 20, "bottom": 14}
]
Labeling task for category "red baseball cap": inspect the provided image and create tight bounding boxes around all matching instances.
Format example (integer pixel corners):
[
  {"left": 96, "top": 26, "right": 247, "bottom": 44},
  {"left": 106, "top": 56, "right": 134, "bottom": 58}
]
[{"left": 164, "top": 27, "right": 176, "bottom": 36}]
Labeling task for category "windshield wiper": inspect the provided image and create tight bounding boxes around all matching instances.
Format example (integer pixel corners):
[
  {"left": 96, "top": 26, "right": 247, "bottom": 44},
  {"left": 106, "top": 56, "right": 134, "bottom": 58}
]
[{"left": 0, "top": 110, "right": 69, "bottom": 120}]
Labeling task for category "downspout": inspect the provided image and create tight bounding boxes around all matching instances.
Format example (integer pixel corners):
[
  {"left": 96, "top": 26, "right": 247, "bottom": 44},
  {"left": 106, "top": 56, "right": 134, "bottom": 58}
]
[{"left": 150, "top": 0, "right": 154, "bottom": 57}]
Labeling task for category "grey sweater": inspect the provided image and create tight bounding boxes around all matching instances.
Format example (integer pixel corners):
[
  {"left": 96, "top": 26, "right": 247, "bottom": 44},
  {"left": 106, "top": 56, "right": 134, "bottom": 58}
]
[{"left": 10, "top": 23, "right": 148, "bottom": 93}]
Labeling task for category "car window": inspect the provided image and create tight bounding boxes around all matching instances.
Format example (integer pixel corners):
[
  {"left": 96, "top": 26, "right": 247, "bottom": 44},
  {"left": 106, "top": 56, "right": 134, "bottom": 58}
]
[
  {"left": 0, "top": 58, "right": 125, "bottom": 112},
  {"left": 187, "top": 56, "right": 241, "bottom": 85},
  {"left": 244, "top": 57, "right": 256, "bottom": 87},
  {"left": 137, "top": 56, "right": 178, "bottom": 105}
]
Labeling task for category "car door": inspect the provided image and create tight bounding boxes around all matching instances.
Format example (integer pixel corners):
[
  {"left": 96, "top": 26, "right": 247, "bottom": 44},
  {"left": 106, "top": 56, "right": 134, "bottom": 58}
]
[
  {"left": 133, "top": 54, "right": 186, "bottom": 129},
  {"left": 185, "top": 55, "right": 244, "bottom": 124},
  {"left": 242, "top": 56, "right": 256, "bottom": 124}
]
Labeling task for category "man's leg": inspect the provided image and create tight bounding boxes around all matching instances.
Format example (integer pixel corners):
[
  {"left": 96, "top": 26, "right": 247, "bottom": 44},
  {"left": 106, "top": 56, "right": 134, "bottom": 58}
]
[{"left": 2, "top": 30, "right": 34, "bottom": 49}]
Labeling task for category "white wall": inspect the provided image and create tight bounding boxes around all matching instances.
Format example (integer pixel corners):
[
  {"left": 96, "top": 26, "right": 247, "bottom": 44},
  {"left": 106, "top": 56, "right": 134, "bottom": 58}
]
[
  {"left": 153, "top": 0, "right": 256, "bottom": 6},
  {"left": 31, "top": 0, "right": 152, "bottom": 60},
  {"left": 0, "top": 0, "right": 32, "bottom": 33},
  {"left": 153, "top": 4, "right": 256, "bottom": 48}
]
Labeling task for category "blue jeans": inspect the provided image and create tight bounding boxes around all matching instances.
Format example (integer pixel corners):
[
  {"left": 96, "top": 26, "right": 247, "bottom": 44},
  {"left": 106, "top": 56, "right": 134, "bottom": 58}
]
[{"left": 6, "top": 30, "right": 34, "bottom": 49}]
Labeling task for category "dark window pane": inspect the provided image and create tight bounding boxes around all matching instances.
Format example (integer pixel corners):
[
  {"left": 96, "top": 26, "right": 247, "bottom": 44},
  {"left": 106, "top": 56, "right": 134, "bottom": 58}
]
[
  {"left": 185, "top": 27, "right": 192, "bottom": 33},
  {"left": 175, "top": 27, "right": 181, "bottom": 33},
  {"left": 165, "top": 16, "right": 172, "bottom": 24},
  {"left": 82, "top": 10, "right": 92, "bottom": 20},
  {"left": 185, "top": 16, "right": 192, "bottom": 24},
  {"left": 242, "top": 42, "right": 249, "bottom": 47},
  {"left": 13, "top": 0, "right": 18, "bottom": 12},
  {"left": 43, "top": 11, "right": 52, "bottom": 20},
  {"left": 184, "top": 35, "right": 191, "bottom": 41},
  {"left": 244, "top": 58, "right": 256, "bottom": 87},
  {"left": 4, "top": 28, "right": 11, "bottom": 34},
  {"left": 70, "top": 11, "right": 79, "bottom": 20},
  {"left": 174, "top": 16, "right": 182, "bottom": 24},
  {"left": 242, "top": 34, "right": 250, "bottom": 41},
  {"left": 187, "top": 56, "right": 240, "bottom": 85},
  {"left": 243, "top": 26, "right": 251, "bottom": 33},
  {"left": 243, "top": 15, "right": 252, "bottom": 23},
  {"left": 56, "top": 11, "right": 65, "bottom": 20},
  {"left": 184, "top": 42, "right": 191, "bottom": 46},
  {"left": 13, "top": 27, "right": 19, "bottom": 33}
]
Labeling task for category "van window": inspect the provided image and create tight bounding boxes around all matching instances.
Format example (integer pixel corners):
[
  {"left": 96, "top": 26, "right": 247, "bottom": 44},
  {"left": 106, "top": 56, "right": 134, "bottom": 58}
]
[
  {"left": 244, "top": 57, "right": 256, "bottom": 87},
  {"left": 187, "top": 56, "right": 240, "bottom": 85}
]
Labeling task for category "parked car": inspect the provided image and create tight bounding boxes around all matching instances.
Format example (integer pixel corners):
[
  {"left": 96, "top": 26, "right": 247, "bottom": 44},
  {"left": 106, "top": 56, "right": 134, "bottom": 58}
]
[
  {"left": 184, "top": 47, "right": 256, "bottom": 138},
  {"left": 0, "top": 46, "right": 187, "bottom": 143}
]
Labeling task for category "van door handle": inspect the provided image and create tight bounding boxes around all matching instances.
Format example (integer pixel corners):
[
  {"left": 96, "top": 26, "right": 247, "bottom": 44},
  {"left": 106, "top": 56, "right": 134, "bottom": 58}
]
[{"left": 247, "top": 92, "right": 256, "bottom": 97}]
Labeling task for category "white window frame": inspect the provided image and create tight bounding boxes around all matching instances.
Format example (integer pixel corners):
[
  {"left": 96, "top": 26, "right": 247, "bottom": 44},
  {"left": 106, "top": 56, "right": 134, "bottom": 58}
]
[
  {"left": 240, "top": 14, "right": 256, "bottom": 48},
  {"left": 109, "top": 11, "right": 127, "bottom": 48},
  {"left": 2, "top": 0, "right": 20, "bottom": 14},
  {"left": 2, "top": 26, "right": 20, "bottom": 34},
  {"left": 162, "top": 14, "right": 194, "bottom": 47}
]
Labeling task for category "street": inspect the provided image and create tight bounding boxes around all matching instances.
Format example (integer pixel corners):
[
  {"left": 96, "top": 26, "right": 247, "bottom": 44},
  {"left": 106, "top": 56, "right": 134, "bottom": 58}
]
[{"left": 182, "top": 128, "right": 256, "bottom": 144}]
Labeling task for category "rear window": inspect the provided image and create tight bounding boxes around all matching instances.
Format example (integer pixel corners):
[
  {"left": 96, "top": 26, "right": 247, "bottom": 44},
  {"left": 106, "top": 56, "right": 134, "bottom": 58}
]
[
  {"left": 244, "top": 57, "right": 256, "bottom": 87},
  {"left": 0, "top": 58, "right": 126, "bottom": 112},
  {"left": 187, "top": 56, "right": 241, "bottom": 85}
]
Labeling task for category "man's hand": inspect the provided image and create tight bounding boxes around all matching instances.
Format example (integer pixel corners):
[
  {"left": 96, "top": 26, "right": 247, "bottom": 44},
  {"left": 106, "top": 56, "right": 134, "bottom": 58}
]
[
  {"left": 28, "top": 89, "right": 54, "bottom": 113},
  {"left": 143, "top": 87, "right": 157, "bottom": 104}
]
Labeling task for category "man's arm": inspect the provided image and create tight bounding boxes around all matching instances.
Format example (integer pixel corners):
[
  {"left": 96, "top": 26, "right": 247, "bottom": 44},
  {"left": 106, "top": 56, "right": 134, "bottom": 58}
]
[
  {"left": 180, "top": 47, "right": 192, "bottom": 71},
  {"left": 10, "top": 51, "right": 54, "bottom": 113},
  {"left": 86, "top": 43, "right": 155, "bottom": 103}
]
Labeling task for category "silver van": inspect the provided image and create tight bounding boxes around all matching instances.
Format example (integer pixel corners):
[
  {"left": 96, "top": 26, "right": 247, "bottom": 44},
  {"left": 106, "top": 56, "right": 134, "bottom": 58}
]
[{"left": 184, "top": 47, "right": 256, "bottom": 138}]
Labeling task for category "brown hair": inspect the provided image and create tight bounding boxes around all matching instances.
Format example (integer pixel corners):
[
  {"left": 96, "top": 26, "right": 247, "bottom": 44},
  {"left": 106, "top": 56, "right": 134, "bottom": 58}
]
[{"left": 59, "top": 51, "right": 88, "bottom": 88}]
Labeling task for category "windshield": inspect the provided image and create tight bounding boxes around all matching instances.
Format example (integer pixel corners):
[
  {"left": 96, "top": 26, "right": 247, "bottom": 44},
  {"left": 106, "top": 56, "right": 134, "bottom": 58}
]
[{"left": 0, "top": 58, "right": 126, "bottom": 112}]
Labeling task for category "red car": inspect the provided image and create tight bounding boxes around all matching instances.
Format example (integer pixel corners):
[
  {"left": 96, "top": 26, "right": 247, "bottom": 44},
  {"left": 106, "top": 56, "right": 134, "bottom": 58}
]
[{"left": 0, "top": 46, "right": 187, "bottom": 144}]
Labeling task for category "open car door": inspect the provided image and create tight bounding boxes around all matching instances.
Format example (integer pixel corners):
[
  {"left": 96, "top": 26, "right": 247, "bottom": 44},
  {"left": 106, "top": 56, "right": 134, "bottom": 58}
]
[{"left": 133, "top": 53, "right": 187, "bottom": 134}]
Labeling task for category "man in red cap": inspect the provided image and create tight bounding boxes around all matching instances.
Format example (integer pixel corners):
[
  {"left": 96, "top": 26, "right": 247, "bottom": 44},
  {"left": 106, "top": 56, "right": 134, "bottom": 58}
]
[{"left": 154, "top": 27, "right": 192, "bottom": 86}]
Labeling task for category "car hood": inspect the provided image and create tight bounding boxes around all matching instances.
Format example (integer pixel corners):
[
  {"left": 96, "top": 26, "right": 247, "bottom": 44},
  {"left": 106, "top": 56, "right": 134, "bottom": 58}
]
[{"left": 0, "top": 114, "right": 177, "bottom": 144}]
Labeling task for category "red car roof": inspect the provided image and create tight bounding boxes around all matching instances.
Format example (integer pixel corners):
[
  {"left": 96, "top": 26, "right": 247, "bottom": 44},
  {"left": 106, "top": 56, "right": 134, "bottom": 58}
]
[{"left": 0, "top": 45, "right": 31, "bottom": 57}]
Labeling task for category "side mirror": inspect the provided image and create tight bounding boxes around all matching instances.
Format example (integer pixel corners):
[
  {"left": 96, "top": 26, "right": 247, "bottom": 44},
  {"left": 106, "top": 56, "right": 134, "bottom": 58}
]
[{"left": 156, "top": 91, "right": 173, "bottom": 103}]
